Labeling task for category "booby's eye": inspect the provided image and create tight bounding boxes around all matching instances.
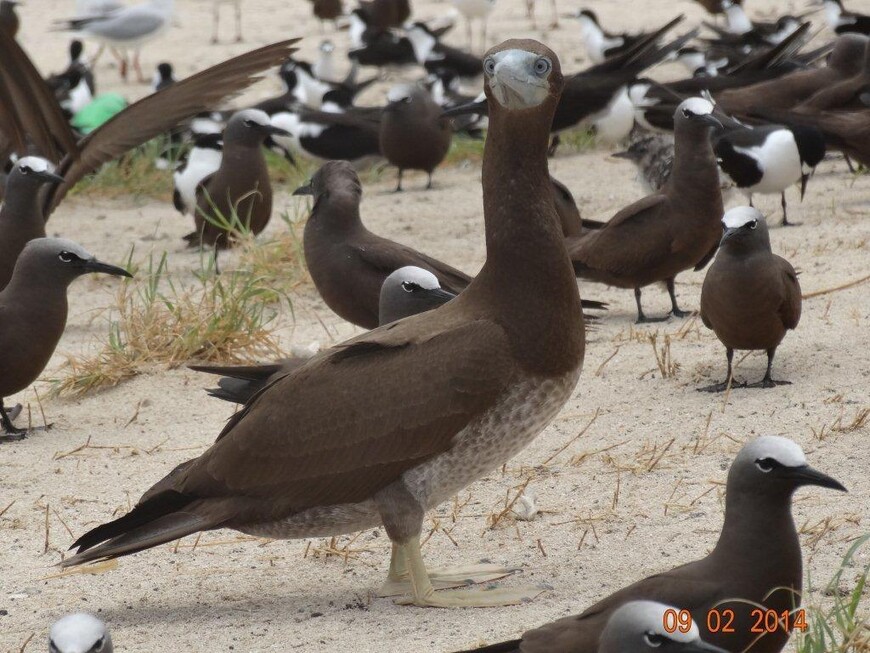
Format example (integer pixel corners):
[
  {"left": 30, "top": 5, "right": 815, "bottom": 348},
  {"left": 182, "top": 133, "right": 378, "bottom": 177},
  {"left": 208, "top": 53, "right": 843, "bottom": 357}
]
[
  {"left": 644, "top": 632, "right": 665, "bottom": 647},
  {"left": 755, "top": 457, "right": 778, "bottom": 473},
  {"left": 534, "top": 57, "right": 552, "bottom": 76},
  {"left": 749, "top": 220, "right": 758, "bottom": 230},
  {"left": 483, "top": 57, "right": 495, "bottom": 75},
  {"left": 58, "top": 251, "right": 79, "bottom": 263},
  {"left": 401, "top": 281, "right": 422, "bottom": 293}
]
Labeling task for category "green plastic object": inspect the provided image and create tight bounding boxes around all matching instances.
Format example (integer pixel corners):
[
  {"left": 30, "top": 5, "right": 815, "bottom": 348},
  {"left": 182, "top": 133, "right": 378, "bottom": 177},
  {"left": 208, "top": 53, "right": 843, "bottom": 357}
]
[{"left": 71, "top": 93, "right": 128, "bottom": 133}]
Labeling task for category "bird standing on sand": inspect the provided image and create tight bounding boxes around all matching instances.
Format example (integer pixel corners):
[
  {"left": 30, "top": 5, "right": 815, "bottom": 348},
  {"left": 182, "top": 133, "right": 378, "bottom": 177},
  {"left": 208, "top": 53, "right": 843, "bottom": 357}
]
[
  {"left": 62, "top": 39, "right": 587, "bottom": 610},
  {"left": 0, "top": 158, "right": 65, "bottom": 291},
  {"left": 452, "top": 0, "right": 495, "bottom": 52},
  {"left": 379, "top": 85, "right": 452, "bottom": 191},
  {"left": 700, "top": 207, "right": 801, "bottom": 392},
  {"left": 0, "top": 239, "right": 131, "bottom": 440},
  {"left": 567, "top": 97, "right": 724, "bottom": 323},
  {"left": 187, "top": 109, "right": 289, "bottom": 248},
  {"left": 49, "top": 613, "right": 113, "bottom": 653},
  {"left": 454, "top": 435, "right": 845, "bottom": 653},
  {"left": 211, "top": 0, "right": 243, "bottom": 44}
]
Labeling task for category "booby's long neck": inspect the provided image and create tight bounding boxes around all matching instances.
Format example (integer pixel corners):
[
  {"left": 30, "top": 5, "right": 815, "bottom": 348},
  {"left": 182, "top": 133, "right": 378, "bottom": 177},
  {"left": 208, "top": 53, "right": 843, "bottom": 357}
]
[{"left": 475, "top": 103, "right": 584, "bottom": 374}]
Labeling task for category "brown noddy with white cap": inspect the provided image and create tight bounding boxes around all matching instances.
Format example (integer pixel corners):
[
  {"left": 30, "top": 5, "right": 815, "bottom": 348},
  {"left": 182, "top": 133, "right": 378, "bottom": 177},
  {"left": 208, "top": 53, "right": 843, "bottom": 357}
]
[
  {"left": 190, "top": 265, "right": 457, "bottom": 404},
  {"left": 597, "top": 601, "right": 727, "bottom": 653},
  {"left": 379, "top": 85, "right": 452, "bottom": 191},
  {"left": 567, "top": 97, "right": 724, "bottom": 323},
  {"left": 453, "top": 435, "right": 846, "bottom": 653},
  {"left": 699, "top": 206, "right": 800, "bottom": 392},
  {"left": 185, "top": 109, "right": 289, "bottom": 248},
  {"left": 0, "top": 238, "right": 132, "bottom": 440},
  {"left": 0, "top": 157, "right": 64, "bottom": 291},
  {"left": 295, "top": 160, "right": 607, "bottom": 329},
  {"left": 62, "top": 39, "right": 586, "bottom": 609},
  {"left": 0, "top": 29, "right": 300, "bottom": 216}
]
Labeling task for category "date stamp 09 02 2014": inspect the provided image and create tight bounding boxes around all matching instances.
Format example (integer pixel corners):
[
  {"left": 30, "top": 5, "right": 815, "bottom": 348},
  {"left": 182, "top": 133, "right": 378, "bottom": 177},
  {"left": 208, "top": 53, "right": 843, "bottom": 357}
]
[{"left": 663, "top": 608, "right": 808, "bottom": 635}]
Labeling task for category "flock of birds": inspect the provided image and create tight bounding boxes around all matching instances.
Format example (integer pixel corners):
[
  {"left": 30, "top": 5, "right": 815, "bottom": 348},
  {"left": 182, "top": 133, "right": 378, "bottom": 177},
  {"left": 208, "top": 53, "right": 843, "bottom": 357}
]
[{"left": 0, "top": 0, "right": 868, "bottom": 650}]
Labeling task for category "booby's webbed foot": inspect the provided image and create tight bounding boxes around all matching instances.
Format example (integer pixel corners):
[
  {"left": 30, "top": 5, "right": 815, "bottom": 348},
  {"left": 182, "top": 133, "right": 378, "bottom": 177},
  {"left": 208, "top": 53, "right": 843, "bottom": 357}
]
[
  {"left": 394, "top": 584, "right": 543, "bottom": 608},
  {"left": 378, "top": 563, "right": 521, "bottom": 597}
]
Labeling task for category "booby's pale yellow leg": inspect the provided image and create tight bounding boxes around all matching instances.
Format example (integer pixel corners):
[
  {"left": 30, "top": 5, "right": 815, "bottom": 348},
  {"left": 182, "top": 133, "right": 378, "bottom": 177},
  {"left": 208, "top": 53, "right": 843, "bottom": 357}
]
[
  {"left": 390, "top": 536, "right": 544, "bottom": 607},
  {"left": 377, "top": 541, "right": 521, "bottom": 597}
]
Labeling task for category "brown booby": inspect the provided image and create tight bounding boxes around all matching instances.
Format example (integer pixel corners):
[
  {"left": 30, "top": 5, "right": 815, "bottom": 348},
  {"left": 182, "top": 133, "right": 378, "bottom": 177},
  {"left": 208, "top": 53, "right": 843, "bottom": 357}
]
[
  {"left": 186, "top": 109, "right": 289, "bottom": 248},
  {"left": 62, "top": 39, "right": 587, "bottom": 609},
  {"left": 453, "top": 436, "right": 846, "bottom": 653},
  {"left": 0, "top": 157, "right": 65, "bottom": 291},
  {"left": 699, "top": 207, "right": 801, "bottom": 392},
  {"left": 0, "top": 238, "right": 131, "bottom": 440},
  {"left": 49, "top": 613, "right": 113, "bottom": 653},
  {"left": 0, "top": 30, "right": 300, "bottom": 216},
  {"left": 567, "top": 97, "right": 724, "bottom": 323},
  {"left": 191, "top": 265, "right": 457, "bottom": 404},
  {"left": 379, "top": 85, "right": 452, "bottom": 191}
]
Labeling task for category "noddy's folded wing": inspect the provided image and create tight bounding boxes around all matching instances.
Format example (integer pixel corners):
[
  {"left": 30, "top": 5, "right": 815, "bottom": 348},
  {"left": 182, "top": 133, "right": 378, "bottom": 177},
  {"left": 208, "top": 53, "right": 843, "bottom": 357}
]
[
  {"left": 352, "top": 241, "right": 473, "bottom": 294},
  {"left": 0, "top": 29, "right": 79, "bottom": 163},
  {"left": 177, "top": 317, "right": 515, "bottom": 509},
  {"left": 775, "top": 256, "right": 801, "bottom": 330},
  {"left": 46, "top": 39, "right": 302, "bottom": 214},
  {"left": 567, "top": 195, "right": 671, "bottom": 276}
]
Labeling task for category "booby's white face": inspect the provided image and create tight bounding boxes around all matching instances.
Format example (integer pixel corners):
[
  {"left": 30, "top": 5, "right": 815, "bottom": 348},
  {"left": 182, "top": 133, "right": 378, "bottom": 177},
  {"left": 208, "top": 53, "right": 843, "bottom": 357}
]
[
  {"left": 484, "top": 49, "right": 553, "bottom": 110},
  {"left": 16, "top": 156, "right": 52, "bottom": 175},
  {"left": 678, "top": 97, "right": 715, "bottom": 119},
  {"left": 390, "top": 266, "right": 441, "bottom": 292},
  {"left": 722, "top": 206, "right": 762, "bottom": 230},
  {"left": 49, "top": 613, "right": 110, "bottom": 653},
  {"left": 739, "top": 436, "right": 807, "bottom": 471}
]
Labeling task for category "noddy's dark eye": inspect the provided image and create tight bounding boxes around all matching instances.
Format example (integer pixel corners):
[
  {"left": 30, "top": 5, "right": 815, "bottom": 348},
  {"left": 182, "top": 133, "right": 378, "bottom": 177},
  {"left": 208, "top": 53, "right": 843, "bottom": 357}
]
[
  {"left": 401, "top": 282, "right": 422, "bottom": 293},
  {"left": 49, "top": 642, "right": 59, "bottom": 653},
  {"left": 534, "top": 57, "right": 552, "bottom": 76},
  {"left": 20, "top": 166, "right": 31, "bottom": 175},
  {"left": 682, "top": 108, "right": 692, "bottom": 118},
  {"left": 749, "top": 220, "right": 758, "bottom": 230},
  {"left": 58, "top": 251, "right": 79, "bottom": 263},
  {"left": 243, "top": 119, "right": 255, "bottom": 127},
  {"left": 401, "top": 96, "right": 412, "bottom": 104},
  {"left": 755, "top": 458, "right": 778, "bottom": 473},
  {"left": 92, "top": 637, "right": 105, "bottom": 652},
  {"left": 644, "top": 632, "right": 665, "bottom": 647},
  {"left": 483, "top": 58, "right": 495, "bottom": 75}
]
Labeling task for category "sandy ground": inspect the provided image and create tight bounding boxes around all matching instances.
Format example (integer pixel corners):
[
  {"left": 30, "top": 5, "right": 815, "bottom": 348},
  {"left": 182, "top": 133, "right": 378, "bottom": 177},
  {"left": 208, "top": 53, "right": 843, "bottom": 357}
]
[{"left": 2, "top": 0, "right": 869, "bottom": 651}]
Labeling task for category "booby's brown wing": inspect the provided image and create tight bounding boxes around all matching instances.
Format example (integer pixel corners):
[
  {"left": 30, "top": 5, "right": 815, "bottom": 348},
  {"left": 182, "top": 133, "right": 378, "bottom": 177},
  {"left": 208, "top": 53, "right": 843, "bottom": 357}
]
[
  {"left": 352, "top": 240, "right": 473, "bottom": 294},
  {"left": 568, "top": 195, "right": 671, "bottom": 276},
  {"left": 775, "top": 256, "right": 801, "bottom": 330},
  {"left": 0, "top": 28, "right": 78, "bottom": 162},
  {"left": 45, "top": 39, "right": 301, "bottom": 215},
  {"left": 174, "top": 314, "right": 514, "bottom": 508}
]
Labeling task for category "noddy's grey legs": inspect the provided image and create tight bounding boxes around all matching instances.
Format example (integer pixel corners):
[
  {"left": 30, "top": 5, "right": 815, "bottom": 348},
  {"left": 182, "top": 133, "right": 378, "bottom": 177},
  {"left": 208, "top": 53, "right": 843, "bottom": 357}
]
[
  {"left": 394, "top": 169, "right": 404, "bottom": 193},
  {"left": 0, "top": 399, "right": 26, "bottom": 441},
  {"left": 377, "top": 543, "right": 519, "bottom": 597},
  {"left": 391, "top": 535, "right": 540, "bottom": 607},
  {"left": 747, "top": 348, "right": 791, "bottom": 389},
  {"left": 634, "top": 287, "right": 668, "bottom": 324},
  {"left": 666, "top": 278, "right": 692, "bottom": 318},
  {"left": 780, "top": 192, "right": 799, "bottom": 227},
  {"left": 699, "top": 347, "right": 739, "bottom": 393}
]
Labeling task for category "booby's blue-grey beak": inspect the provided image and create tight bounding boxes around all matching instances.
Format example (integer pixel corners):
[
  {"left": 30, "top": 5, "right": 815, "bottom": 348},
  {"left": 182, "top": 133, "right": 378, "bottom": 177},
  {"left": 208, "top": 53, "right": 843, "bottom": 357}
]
[{"left": 485, "top": 49, "right": 552, "bottom": 110}]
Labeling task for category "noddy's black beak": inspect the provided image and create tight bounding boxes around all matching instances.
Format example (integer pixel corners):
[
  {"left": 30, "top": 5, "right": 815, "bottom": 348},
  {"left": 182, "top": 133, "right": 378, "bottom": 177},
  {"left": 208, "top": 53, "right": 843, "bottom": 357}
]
[
  {"left": 442, "top": 98, "right": 488, "bottom": 119},
  {"left": 693, "top": 114, "right": 723, "bottom": 130},
  {"left": 681, "top": 640, "right": 730, "bottom": 653},
  {"left": 423, "top": 287, "right": 457, "bottom": 303},
  {"left": 263, "top": 124, "right": 291, "bottom": 138},
  {"left": 799, "top": 173, "right": 810, "bottom": 201},
  {"left": 35, "top": 170, "right": 65, "bottom": 185},
  {"left": 611, "top": 150, "right": 634, "bottom": 160},
  {"left": 786, "top": 465, "right": 847, "bottom": 492},
  {"left": 293, "top": 181, "right": 314, "bottom": 196},
  {"left": 720, "top": 226, "right": 739, "bottom": 244},
  {"left": 83, "top": 259, "right": 134, "bottom": 278}
]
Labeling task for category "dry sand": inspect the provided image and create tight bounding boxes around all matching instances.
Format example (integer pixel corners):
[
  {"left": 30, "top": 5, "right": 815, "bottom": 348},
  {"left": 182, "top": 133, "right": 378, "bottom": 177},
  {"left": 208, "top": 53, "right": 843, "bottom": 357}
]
[{"left": 2, "top": 0, "right": 869, "bottom": 651}]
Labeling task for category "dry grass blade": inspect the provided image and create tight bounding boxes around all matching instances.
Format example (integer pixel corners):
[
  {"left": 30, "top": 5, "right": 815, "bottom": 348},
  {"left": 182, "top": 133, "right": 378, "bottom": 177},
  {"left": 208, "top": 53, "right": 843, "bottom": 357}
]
[
  {"left": 647, "top": 333, "right": 679, "bottom": 379},
  {"left": 802, "top": 273, "right": 870, "bottom": 300}
]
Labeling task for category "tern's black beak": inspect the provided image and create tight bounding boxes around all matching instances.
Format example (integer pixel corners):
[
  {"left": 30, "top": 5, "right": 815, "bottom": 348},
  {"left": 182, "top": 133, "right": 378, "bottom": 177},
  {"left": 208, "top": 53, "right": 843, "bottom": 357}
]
[
  {"left": 611, "top": 150, "right": 635, "bottom": 160},
  {"left": 786, "top": 465, "right": 847, "bottom": 492},
  {"left": 423, "top": 287, "right": 457, "bottom": 303},
  {"left": 441, "top": 98, "right": 488, "bottom": 119},
  {"left": 263, "top": 124, "right": 291, "bottom": 138},
  {"left": 720, "top": 226, "right": 739, "bottom": 244},
  {"left": 293, "top": 181, "right": 314, "bottom": 196},
  {"left": 35, "top": 169, "right": 65, "bottom": 185},
  {"left": 83, "top": 259, "right": 134, "bottom": 278},
  {"left": 693, "top": 113, "right": 723, "bottom": 129},
  {"left": 799, "top": 173, "right": 810, "bottom": 201}
]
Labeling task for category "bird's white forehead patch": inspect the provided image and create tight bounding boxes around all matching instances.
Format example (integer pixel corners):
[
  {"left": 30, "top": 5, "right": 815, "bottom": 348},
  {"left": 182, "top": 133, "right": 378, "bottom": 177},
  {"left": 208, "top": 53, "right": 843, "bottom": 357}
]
[
  {"left": 387, "top": 84, "right": 414, "bottom": 103},
  {"left": 237, "top": 109, "right": 271, "bottom": 126},
  {"left": 17, "top": 156, "right": 51, "bottom": 173},
  {"left": 680, "top": 96, "right": 715, "bottom": 115},
  {"left": 743, "top": 435, "right": 807, "bottom": 467},
  {"left": 627, "top": 601, "right": 700, "bottom": 643},
  {"left": 392, "top": 266, "right": 440, "bottom": 289},
  {"left": 722, "top": 206, "right": 762, "bottom": 229},
  {"left": 49, "top": 613, "right": 106, "bottom": 652}
]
